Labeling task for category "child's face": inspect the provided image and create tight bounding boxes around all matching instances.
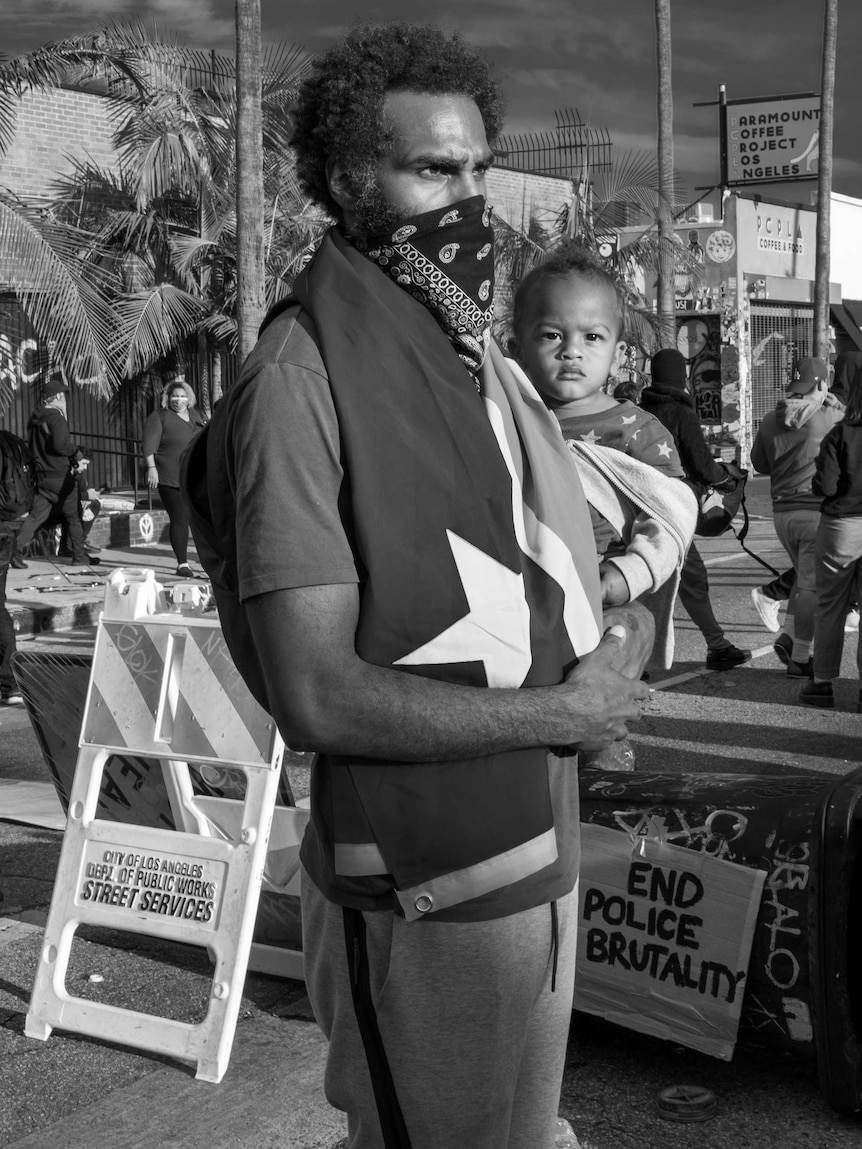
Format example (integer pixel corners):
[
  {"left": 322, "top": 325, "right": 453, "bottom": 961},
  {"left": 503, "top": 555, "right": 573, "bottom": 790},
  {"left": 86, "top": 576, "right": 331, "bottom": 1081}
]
[{"left": 513, "top": 274, "right": 626, "bottom": 412}]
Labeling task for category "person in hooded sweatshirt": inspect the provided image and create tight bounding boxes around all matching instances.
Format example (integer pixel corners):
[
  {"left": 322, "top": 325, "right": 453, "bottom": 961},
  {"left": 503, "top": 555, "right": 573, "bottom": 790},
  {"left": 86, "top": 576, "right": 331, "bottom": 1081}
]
[
  {"left": 801, "top": 352, "right": 862, "bottom": 710},
  {"left": 750, "top": 356, "right": 843, "bottom": 679},
  {"left": 641, "top": 348, "right": 751, "bottom": 671},
  {"left": 11, "top": 372, "right": 97, "bottom": 569}
]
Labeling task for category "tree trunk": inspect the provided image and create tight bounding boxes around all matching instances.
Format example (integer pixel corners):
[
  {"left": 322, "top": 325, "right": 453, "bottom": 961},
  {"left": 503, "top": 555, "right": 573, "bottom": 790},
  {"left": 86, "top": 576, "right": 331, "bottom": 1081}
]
[
  {"left": 655, "top": 0, "right": 676, "bottom": 350},
  {"left": 197, "top": 330, "right": 211, "bottom": 418},
  {"left": 813, "top": 0, "right": 838, "bottom": 360},
  {"left": 235, "top": 0, "right": 265, "bottom": 370}
]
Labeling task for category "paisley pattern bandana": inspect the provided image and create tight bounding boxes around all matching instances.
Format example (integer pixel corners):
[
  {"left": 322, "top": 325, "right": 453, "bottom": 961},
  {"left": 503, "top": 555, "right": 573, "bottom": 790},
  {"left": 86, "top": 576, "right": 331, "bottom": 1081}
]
[{"left": 359, "top": 195, "right": 495, "bottom": 373}]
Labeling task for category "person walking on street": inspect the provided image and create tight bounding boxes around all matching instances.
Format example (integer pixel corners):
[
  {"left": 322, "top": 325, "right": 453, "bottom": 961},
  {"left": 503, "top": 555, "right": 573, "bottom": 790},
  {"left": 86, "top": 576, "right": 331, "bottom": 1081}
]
[
  {"left": 640, "top": 348, "right": 751, "bottom": 671},
  {"left": 751, "top": 356, "right": 843, "bottom": 679},
  {"left": 11, "top": 373, "right": 97, "bottom": 569},
  {"left": 142, "top": 376, "right": 206, "bottom": 577},
  {"left": 801, "top": 356, "right": 862, "bottom": 709},
  {"left": 184, "top": 23, "right": 650, "bottom": 1149},
  {"left": 0, "top": 523, "right": 23, "bottom": 704}
]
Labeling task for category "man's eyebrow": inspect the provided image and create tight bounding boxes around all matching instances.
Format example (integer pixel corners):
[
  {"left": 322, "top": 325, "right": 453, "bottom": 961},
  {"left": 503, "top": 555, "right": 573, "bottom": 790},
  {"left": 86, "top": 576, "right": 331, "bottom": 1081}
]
[{"left": 409, "top": 150, "right": 495, "bottom": 169}]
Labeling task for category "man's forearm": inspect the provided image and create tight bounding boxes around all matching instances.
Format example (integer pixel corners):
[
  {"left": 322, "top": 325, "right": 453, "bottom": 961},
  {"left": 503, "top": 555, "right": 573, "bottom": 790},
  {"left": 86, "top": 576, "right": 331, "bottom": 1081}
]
[{"left": 245, "top": 586, "right": 648, "bottom": 761}]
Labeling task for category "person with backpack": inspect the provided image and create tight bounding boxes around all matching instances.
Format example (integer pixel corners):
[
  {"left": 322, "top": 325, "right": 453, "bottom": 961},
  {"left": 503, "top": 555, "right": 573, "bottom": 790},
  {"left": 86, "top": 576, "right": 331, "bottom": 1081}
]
[
  {"left": 640, "top": 348, "right": 751, "bottom": 671},
  {"left": 142, "top": 376, "right": 207, "bottom": 578},
  {"left": 751, "top": 356, "right": 843, "bottom": 679},
  {"left": 11, "top": 372, "right": 96, "bottom": 569}
]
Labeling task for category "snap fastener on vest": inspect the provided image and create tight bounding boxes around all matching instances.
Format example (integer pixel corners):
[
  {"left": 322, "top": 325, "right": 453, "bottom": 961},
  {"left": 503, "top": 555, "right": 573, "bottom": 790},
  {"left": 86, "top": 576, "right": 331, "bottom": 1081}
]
[{"left": 414, "top": 893, "right": 433, "bottom": 913}]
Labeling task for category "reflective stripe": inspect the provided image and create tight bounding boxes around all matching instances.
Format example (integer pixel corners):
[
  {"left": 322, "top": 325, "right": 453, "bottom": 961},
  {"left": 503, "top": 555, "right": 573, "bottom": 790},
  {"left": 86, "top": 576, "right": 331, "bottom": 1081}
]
[
  {"left": 396, "top": 828, "right": 558, "bottom": 921},
  {"left": 334, "top": 841, "right": 388, "bottom": 876}
]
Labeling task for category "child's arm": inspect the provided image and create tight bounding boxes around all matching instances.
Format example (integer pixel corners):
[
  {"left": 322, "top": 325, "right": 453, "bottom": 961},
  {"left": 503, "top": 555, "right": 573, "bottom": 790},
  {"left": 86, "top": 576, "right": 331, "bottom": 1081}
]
[{"left": 599, "top": 561, "right": 631, "bottom": 606}]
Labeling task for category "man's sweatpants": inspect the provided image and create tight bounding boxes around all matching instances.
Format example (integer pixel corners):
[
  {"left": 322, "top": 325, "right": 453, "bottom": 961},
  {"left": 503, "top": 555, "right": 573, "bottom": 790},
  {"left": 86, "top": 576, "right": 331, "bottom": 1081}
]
[{"left": 302, "top": 869, "right": 578, "bottom": 1149}]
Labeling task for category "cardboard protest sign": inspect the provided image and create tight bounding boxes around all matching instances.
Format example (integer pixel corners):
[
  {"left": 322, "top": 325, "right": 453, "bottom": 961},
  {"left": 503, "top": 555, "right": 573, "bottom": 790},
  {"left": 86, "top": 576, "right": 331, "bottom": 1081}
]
[{"left": 575, "top": 822, "right": 766, "bottom": 1060}]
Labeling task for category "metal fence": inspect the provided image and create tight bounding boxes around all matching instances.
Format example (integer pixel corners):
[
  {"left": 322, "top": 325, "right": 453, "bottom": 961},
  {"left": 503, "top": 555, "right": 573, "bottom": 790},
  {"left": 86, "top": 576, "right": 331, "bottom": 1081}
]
[{"left": 749, "top": 302, "right": 814, "bottom": 433}]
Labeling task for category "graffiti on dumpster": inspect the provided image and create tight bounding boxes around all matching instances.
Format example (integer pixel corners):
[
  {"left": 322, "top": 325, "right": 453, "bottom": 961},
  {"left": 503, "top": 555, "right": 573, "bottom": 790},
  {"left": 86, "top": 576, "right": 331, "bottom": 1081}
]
[
  {"left": 575, "top": 823, "right": 765, "bottom": 1060},
  {"left": 77, "top": 844, "right": 225, "bottom": 928}
]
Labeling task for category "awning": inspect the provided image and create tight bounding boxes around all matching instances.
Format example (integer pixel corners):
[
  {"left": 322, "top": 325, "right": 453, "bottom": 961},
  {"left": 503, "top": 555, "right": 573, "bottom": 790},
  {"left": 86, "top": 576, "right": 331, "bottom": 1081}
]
[{"left": 832, "top": 303, "right": 862, "bottom": 353}]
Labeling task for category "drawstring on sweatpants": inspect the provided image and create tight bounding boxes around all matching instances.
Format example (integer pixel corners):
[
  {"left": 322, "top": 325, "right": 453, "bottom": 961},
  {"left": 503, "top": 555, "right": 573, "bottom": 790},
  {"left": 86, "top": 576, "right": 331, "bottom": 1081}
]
[{"left": 550, "top": 899, "right": 559, "bottom": 993}]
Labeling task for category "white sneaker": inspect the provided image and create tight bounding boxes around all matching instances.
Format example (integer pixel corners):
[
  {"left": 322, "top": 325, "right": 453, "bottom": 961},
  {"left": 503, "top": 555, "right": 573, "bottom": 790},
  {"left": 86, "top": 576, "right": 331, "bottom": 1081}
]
[
  {"left": 846, "top": 608, "right": 860, "bottom": 633},
  {"left": 751, "top": 586, "right": 781, "bottom": 633}
]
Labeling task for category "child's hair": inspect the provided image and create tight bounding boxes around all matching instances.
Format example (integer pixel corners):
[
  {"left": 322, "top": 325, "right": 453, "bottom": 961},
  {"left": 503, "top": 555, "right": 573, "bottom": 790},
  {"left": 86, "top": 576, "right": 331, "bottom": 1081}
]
[{"left": 512, "top": 244, "right": 629, "bottom": 341}]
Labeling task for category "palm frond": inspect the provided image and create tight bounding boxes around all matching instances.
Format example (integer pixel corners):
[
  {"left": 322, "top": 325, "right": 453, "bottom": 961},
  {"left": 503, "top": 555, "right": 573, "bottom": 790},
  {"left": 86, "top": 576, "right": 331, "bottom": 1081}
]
[
  {"left": 112, "top": 284, "right": 207, "bottom": 377},
  {"left": 0, "top": 192, "right": 119, "bottom": 394}
]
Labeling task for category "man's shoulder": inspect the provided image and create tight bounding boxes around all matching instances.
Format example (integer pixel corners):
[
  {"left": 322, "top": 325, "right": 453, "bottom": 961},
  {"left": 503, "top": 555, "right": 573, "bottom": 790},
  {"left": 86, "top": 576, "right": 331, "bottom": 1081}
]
[{"left": 247, "top": 301, "right": 326, "bottom": 378}]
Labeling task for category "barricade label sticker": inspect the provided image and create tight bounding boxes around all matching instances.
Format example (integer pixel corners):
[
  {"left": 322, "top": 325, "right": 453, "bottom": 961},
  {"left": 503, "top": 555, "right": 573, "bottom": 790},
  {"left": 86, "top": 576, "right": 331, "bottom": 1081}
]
[
  {"left": 77, "top": 842, "right": 226, "bottom": 930},
  {"left": 574, "top": 823, "right": 765, "bottom": 1060}
]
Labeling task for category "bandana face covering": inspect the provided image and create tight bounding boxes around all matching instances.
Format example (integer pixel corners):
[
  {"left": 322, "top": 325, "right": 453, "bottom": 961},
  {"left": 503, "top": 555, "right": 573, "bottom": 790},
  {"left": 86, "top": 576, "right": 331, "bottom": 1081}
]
[{"left": 360, "top": 195, "right": 495, "bottom": 373}]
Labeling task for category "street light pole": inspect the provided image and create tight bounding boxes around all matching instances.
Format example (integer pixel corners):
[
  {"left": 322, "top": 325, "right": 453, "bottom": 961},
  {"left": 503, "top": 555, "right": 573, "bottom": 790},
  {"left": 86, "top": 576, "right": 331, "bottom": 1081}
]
[{"left": 813, "top": 0, "right": 838, "bottom": 360}]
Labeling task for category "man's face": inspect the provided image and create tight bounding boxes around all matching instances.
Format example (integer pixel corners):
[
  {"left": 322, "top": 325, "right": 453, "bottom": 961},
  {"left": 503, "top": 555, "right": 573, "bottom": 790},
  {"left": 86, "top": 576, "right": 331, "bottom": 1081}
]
[{"left": 335, "top": 90, "right": 494, "bottom": 237}]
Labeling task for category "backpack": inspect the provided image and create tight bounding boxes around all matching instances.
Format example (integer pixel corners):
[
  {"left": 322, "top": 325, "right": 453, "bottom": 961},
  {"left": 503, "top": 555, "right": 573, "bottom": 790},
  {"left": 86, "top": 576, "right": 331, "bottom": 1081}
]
[
  {"left": 0, "top": 430, "right": 38, "bottom": 520},
  {"left": 694, "top": 462, "right": 748, "bottom": 537}
]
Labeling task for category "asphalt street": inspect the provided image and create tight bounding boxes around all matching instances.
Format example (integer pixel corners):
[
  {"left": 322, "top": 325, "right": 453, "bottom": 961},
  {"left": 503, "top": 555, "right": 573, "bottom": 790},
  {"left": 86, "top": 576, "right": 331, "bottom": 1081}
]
[{"left": 1, "top": 474, "right": 861, "bottom": 1148}]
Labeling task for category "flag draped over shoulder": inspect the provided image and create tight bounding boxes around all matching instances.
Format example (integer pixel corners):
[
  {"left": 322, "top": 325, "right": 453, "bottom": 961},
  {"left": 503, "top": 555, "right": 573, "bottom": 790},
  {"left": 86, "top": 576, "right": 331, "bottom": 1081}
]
[{"left": 284, "top": 229, "right": 606, "bottom": 918}]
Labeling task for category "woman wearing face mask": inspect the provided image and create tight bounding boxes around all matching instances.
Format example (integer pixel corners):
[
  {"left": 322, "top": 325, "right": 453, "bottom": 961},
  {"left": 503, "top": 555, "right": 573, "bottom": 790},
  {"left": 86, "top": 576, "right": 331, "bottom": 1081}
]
[{"left": 142, "top": 376, "right": 207, "bottom": 577}]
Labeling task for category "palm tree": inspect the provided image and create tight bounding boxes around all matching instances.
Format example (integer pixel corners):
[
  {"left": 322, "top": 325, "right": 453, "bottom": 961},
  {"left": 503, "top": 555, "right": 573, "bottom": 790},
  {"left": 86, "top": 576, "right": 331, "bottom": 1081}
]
[
  {"left": 235, "top": 0, "right": 265, "bottom": 368},
  {"left": 0, "top": 21, "right": 323, "bottom": 405},
  {"left": 813, "top": 0, "right": 838, "bottom": 360}
]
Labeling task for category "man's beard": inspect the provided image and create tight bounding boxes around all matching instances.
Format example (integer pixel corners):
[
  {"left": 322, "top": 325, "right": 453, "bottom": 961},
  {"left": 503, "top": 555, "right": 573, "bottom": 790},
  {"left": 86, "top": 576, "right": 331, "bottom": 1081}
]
[{"left": 349, "top": 171, "right": 407, "bottom": 240}]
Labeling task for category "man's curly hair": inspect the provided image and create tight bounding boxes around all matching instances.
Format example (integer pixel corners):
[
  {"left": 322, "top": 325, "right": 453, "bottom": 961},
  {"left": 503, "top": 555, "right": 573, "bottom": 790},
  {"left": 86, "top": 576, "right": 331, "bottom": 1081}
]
[{"left": 291, "top": 23, "right": 506, "bottom": 219}]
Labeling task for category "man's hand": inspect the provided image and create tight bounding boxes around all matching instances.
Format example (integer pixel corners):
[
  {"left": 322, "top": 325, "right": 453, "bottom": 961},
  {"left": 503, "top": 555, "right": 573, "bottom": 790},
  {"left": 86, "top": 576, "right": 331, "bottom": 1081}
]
[{"left": 557, "top": 625, "right": 650, "bottom": 752}]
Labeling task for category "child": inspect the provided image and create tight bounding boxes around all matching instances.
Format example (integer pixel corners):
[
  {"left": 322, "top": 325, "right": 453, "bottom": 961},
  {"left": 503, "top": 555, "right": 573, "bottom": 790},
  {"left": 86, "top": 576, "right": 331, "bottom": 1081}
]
[{"left": 508, "top": 247, "right": 689, "bottom": 611}]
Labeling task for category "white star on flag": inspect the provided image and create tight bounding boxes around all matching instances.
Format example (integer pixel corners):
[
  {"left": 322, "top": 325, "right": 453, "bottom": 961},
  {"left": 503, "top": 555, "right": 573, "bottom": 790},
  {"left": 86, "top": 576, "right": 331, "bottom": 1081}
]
[
  {"left": 580, "top": 428, "right": 601, "bottom": 444},
  {"left": 630, "top": 429, "right": 641, "bottom": 440},
  {"left": 620, "top": 414, "right": 637, "bottom": 424},
  {"left": 393, "top": 530, "right": 533, "bottom": 687},
  {"left": 656, "top": 440, "right": 673, "bottom": 458}
]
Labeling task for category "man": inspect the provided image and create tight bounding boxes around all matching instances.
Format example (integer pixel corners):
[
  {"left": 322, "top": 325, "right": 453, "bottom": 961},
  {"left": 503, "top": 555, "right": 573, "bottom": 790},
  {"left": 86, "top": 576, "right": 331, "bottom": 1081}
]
[
  {"left": 12, "top": 372, "right": 99, "bottom": 568},
  {"left": 751, "top": 356, "right": 843, "bottom": 678},
  {"left": 185, "top": 24, "right": 649, "bottom": 1149},
  {"left": 641, "top": 349, "right": 751, "bottom": 671},
  {"left": 0, "top": 523, "right": 23, "bottom": 704}
]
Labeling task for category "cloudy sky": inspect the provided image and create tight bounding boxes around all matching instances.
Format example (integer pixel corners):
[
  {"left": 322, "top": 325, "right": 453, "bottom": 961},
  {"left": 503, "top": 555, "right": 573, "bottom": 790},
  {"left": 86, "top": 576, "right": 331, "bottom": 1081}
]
[{"left": 5, "top": 0, "right": 862, "bottom": 202}]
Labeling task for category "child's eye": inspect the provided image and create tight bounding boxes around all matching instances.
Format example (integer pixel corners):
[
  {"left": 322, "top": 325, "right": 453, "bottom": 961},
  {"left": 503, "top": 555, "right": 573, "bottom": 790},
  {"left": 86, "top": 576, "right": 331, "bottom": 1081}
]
[
  {"left": 539, "top": 331, "right": 561, "bottom": 343},
  {"left": 585, "top": 332, "right": 604, "bottom": 343}
]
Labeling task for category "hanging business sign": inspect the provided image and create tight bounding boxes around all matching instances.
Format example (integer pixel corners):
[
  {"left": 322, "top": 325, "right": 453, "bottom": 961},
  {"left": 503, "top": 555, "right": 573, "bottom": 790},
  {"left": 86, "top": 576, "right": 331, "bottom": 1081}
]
[{"left": 725, "top": 94, "right": 820, "bottom": 187}]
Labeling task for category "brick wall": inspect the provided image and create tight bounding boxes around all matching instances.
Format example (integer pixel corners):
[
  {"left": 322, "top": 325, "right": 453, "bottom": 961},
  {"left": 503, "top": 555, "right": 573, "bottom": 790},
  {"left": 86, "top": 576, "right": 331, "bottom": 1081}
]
[
  {"left": 0, "top": 87, "right": 117, "bottom": 200},
  {"left": 486, "top": 167, "right": 572, "bottom": 233}
]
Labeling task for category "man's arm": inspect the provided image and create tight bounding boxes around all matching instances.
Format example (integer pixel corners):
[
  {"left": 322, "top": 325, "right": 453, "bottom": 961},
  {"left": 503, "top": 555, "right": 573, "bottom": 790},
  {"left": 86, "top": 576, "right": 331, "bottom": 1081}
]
[{"left": 245, "top": 582, "right": 649, "bottom": 761}]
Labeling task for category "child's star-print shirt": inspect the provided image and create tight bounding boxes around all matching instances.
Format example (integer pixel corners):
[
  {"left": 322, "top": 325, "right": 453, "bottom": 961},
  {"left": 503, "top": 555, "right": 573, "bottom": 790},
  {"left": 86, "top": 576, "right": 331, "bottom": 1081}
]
[
  {"left": 555, "top": 399, "right": 685, "bottom": 478},
  {"left": 555, "top": 398, "right": 685, "bottom": 557}
]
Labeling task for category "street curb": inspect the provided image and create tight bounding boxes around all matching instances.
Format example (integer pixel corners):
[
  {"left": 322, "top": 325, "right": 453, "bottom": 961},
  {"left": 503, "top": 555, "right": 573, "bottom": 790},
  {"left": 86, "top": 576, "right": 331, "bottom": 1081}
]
[{"left": 10, "top": 595, "right": 102, "bottom": 638}]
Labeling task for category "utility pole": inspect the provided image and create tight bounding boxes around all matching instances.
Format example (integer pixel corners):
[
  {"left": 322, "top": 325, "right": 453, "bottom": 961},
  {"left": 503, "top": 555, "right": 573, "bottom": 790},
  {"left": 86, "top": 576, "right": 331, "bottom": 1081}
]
[
  {"left": 813, "top": 0, "right": 838, "bottom": 360},
  {"left": 235, "top": 0, "right": 265, "bottom": 369},
  {"left": 655, "top": 0, "right": 676, "bottom": 350}
]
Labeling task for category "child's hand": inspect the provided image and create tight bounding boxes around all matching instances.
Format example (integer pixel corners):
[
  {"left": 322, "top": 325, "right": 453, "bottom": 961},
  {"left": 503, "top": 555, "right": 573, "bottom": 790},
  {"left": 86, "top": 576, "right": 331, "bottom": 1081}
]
[{"left": 599, "top": 562, "right": 630, "bottom": 606}]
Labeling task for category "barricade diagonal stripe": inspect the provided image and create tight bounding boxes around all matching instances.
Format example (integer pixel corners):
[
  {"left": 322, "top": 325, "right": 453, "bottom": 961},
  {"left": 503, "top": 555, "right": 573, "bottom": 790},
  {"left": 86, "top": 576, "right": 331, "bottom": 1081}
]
[
  {"left": 84, "top": 628, "right": 163, "bottom": 748},
  {"left": 82, "top": 682, "right": 129, "bottom": 752},
  {"left": 174, "top": 633, "right": 271, "bottom": 763},
  {"left": 103, "top": 622, "right": 166, "bottom": 718},
  {"left": 186, "top": 628, "right": 275, "bottom": 760}
]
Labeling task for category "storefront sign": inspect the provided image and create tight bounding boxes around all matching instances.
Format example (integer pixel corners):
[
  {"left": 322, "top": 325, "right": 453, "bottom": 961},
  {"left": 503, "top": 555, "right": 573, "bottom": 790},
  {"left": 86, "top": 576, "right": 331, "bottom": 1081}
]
[
  {"left": 575, "top": 823, "right": 765, "bottom": 1060},
  {"left": 735, "top": 198, "right": 816, "bottom": 280},
  {"left": 725, "top": 94, "right": 820, "bottom": 186}
]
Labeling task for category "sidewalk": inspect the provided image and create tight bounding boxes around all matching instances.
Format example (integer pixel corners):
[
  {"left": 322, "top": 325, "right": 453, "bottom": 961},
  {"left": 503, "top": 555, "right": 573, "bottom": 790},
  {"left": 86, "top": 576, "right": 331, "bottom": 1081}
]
[{"left": 5, "top": 535, "right": 197, "bottom": 641}]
